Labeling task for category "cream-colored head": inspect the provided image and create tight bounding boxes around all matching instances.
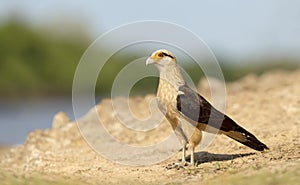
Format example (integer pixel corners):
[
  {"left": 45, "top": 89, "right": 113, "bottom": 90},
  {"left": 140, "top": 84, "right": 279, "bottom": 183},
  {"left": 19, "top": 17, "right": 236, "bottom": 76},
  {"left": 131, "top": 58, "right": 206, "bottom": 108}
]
[
  {"left": 146, "top": 49, "right": 184, "bottom": 87},
  {"left": 146, "top": 49, "right": 176, "bottom": 69}
]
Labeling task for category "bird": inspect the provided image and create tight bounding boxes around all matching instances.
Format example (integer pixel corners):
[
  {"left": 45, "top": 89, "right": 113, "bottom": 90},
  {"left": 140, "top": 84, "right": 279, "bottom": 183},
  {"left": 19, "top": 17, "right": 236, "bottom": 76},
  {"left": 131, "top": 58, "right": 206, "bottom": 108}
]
[{"left": 146, "top": 49, "right": 268, "bottom": 166}]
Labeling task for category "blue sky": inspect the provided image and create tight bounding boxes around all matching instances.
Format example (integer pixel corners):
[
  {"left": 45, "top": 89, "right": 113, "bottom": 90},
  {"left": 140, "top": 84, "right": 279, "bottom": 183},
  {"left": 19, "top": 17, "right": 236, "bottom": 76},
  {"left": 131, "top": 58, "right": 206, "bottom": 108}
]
[{"left": 1, "top": 0, "right": 300, "bottom": 61}]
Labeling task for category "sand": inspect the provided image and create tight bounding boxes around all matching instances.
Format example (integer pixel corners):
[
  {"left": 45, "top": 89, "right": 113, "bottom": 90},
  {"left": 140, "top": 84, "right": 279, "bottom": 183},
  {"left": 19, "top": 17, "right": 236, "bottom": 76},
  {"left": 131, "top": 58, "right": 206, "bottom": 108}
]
[{"left": 1, "top": 69, "right": 299, "bottom": 184}]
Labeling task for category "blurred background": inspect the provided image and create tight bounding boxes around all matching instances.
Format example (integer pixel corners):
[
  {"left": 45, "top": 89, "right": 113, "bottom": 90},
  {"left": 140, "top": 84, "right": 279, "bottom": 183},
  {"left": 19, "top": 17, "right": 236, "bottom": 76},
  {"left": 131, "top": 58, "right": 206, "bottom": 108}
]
[{"left": 0, "top": 0, "right": 299, "bottom": 145}]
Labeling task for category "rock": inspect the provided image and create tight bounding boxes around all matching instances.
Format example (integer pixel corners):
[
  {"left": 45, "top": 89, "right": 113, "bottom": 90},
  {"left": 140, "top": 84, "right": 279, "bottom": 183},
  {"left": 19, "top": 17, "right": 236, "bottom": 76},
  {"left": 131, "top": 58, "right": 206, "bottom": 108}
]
[{"left": 52, "top": 112, "right": 70, "bottom": 129}]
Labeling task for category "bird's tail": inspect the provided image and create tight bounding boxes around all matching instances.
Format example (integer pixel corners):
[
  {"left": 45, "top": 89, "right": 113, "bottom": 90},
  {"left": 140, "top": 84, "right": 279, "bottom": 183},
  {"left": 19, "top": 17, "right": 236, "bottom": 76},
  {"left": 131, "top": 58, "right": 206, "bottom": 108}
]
[{"left": 221, "top": 117, "right": 269, "bottom": 151}]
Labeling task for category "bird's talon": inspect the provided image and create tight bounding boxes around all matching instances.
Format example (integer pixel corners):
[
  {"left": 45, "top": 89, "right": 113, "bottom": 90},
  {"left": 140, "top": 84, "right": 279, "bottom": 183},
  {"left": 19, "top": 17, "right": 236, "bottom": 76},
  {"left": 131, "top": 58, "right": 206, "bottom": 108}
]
[{"left": 166, "top": 161, "right": 195, "bottom": 170}]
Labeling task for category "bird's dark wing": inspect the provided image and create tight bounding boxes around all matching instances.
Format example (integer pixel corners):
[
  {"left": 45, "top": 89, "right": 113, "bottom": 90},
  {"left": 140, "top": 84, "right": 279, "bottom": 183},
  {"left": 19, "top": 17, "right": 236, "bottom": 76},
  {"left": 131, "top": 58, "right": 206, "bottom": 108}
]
[
  {"left": 176, "top": 85, "right": 268, "bottom": 151},
  {"left": 176, "top": 85, "right": 230, "bottom": 131}
]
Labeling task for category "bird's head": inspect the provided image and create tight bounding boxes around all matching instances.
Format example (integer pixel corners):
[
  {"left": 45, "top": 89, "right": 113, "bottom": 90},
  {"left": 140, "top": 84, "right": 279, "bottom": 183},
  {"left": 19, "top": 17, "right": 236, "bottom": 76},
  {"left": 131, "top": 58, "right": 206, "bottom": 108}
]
[
  {"left": 146, "top": 49, "right": 176, "bottom": 69},
  {"left": 146, "top": 49, "right": 184, "bottom": 85}
]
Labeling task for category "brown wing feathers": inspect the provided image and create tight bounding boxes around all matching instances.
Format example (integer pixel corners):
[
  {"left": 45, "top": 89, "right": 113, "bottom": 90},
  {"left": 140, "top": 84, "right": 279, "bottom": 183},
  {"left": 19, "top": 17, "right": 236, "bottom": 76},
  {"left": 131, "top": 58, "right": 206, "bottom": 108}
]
[
  {"left": 221, "top": 116, "right": 268, "bottom": 151},
  {"left": 177, "top": 85, "right": 268, "bottom": 151}
]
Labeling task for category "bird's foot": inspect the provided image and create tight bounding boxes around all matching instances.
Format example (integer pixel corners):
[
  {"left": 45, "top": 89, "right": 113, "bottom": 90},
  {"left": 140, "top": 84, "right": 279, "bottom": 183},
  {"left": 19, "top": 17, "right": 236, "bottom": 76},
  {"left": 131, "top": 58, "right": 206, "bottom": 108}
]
[
  {"left": 165, "top": 161, "right": 195, "bottom": 170},
  {"left": 166, "top": 161, "right": 188, "bottom": 170}
]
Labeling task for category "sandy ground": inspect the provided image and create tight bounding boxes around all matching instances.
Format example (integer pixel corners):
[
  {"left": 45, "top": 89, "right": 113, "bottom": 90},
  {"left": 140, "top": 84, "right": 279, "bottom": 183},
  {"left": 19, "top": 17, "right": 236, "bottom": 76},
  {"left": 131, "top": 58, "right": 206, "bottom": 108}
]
[{"left": 0, "top": 69, "right": 300, "bottom": 184}]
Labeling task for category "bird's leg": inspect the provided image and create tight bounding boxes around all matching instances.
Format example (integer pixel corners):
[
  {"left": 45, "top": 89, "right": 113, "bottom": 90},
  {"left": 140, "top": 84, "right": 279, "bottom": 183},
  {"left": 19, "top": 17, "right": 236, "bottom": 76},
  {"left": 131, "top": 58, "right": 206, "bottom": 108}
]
[
  {"left": 174, "top": 126, "right": 188, "bottom": 165},
  {"left": 166, "top": 140, "right": 188, "bottom": 169},
  {"left": 188, "top": 129, "right": 202, "bottom": 166},
  {"left": 189, "top": 144, "right": 195, "bottom": 165},
  {"left": 181, "top": 141, "right": 187, "bottom": 163},
  {"left": 165, "top": 125, "right": 190, "bottom": 169}
]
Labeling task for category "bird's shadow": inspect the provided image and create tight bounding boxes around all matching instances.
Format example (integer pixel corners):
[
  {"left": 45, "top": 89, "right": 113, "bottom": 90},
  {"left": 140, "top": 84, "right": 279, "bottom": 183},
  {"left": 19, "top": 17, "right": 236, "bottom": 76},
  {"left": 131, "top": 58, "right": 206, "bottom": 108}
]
[{"left": 185, "top": 151, "right": 254, "bottom": 164}]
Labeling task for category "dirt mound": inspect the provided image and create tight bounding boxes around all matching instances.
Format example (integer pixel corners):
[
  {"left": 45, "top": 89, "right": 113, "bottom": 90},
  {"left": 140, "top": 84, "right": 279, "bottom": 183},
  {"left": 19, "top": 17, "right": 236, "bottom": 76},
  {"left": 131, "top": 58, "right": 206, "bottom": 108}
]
[{"left": 1, "top": 70, "right": 300, "bottom": 184}]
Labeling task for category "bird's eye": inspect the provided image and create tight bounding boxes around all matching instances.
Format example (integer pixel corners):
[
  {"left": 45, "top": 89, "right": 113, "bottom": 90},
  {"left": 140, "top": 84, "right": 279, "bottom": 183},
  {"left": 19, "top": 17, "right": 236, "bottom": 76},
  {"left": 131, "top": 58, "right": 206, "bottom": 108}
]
[{"left": 157, "top": 52, "right": 164, "bottom": 57}]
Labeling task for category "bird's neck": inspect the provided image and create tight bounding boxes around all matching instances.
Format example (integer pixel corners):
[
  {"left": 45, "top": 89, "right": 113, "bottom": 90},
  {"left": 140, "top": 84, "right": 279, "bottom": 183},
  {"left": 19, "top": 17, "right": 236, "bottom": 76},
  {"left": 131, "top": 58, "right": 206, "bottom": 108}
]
[{"left": 158, "top": 64, "right": 185, "bottom": 89}]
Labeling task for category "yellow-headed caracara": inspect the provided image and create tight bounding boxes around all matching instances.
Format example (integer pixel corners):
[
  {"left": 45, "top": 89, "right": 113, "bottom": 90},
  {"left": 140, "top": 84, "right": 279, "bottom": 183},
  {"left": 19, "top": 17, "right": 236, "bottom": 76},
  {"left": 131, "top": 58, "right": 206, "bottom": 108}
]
[{"left": 146, "top": 49, "right": 268, "bottom": 166}]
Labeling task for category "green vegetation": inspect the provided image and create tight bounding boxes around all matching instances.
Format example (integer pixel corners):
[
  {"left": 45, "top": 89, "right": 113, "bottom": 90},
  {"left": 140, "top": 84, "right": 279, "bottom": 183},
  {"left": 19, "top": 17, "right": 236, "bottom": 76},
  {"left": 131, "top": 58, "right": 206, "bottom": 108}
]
[
  {"left": 204, "top": 164, "right": 300, "bottom": 185},
  {"left": 0, "top": 20, "right": 299, "bottom": 99},
  {"left": 0, "top": 20, "right": 88, "bottom": 98},
  {"left": 0, "top": 171, "right": 77, "bottom": 185},
  {"left": 1, "top": 164, "right": 299, "bottom": 185}
]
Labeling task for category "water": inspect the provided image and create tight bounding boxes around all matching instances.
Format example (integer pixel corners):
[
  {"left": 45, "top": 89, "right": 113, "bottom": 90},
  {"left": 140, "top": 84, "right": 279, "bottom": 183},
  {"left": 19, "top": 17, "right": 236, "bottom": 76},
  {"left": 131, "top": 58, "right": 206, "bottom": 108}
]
[{"left": 0, "top": 97, "right": 82, "bottom": 145}]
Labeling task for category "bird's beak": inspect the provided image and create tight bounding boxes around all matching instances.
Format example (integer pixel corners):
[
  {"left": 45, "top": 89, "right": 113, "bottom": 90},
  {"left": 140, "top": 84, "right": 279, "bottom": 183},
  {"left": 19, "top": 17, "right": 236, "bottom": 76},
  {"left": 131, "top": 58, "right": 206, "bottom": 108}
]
[{"left": 146, "top": 57, "right": 155, "bottom": 66}]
